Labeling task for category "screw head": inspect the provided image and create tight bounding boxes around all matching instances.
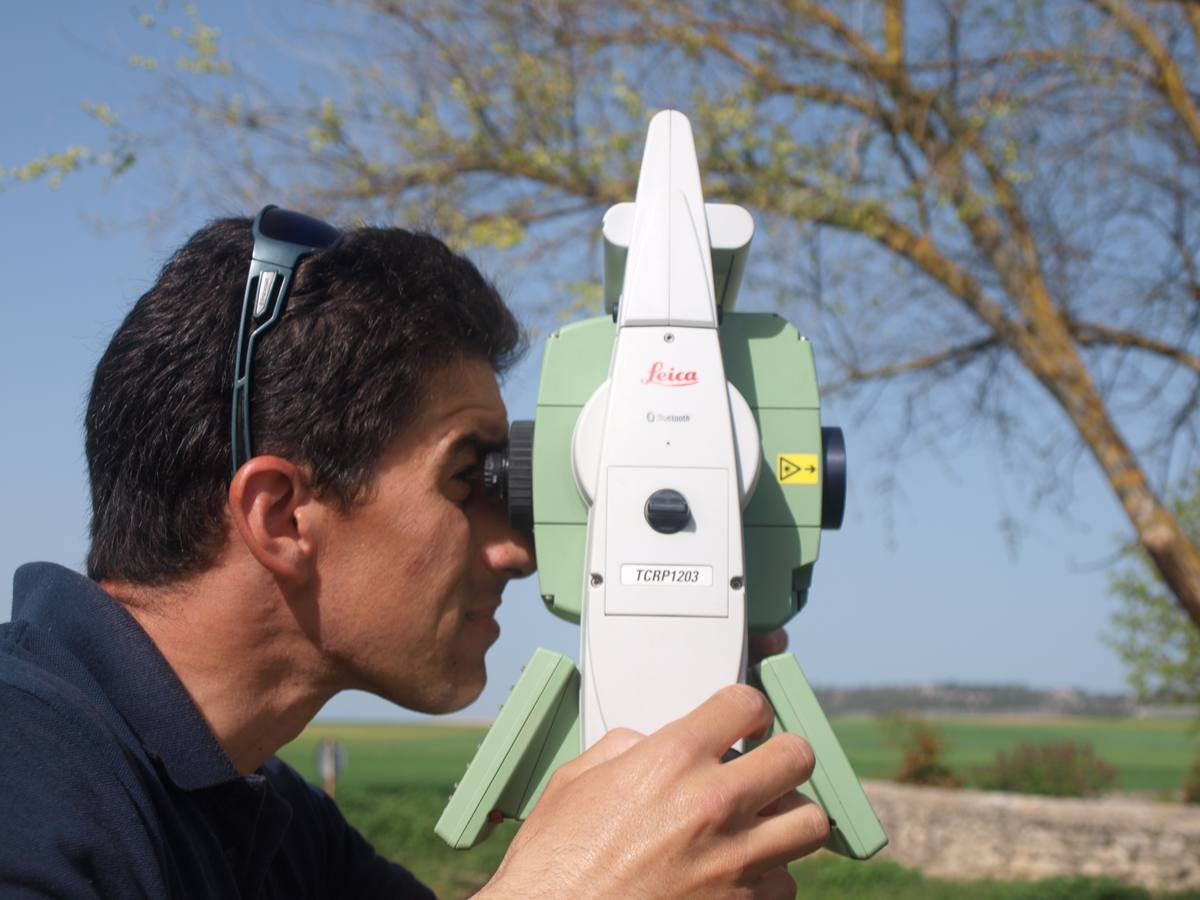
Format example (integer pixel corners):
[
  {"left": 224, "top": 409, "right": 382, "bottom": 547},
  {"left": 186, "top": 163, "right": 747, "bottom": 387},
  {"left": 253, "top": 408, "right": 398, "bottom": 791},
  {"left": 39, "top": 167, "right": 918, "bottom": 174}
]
[
  {"left": 730, "top": 577, "right": 744, "bottom": 590},
  {"left": 664, "top": 332, "right": 675, "bottom": 343},
  {"left": 590, "top": 573, "right": 604, "bottom": 587}
]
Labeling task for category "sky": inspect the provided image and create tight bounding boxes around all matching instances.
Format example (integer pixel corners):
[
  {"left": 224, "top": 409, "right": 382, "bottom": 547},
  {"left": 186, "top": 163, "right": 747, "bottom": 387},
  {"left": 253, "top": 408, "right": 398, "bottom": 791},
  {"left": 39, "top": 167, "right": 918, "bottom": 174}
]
[{"left": 0, "top": 2, "right": 1138, "bottom": 722}]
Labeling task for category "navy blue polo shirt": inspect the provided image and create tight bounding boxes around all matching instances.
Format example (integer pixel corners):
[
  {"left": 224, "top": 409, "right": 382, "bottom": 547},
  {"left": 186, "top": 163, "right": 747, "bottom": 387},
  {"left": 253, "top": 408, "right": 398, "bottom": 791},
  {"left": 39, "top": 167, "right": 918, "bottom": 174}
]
[{"left": 0, "top": 563, "right": 436, "bottom": 899}]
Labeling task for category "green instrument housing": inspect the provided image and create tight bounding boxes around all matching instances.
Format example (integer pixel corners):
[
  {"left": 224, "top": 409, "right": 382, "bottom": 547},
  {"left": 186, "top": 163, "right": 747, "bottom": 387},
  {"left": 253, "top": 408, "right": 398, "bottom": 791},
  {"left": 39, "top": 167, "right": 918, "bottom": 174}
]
[
  {"left": 436, "top": 310, "right": 888, "bottom": 862},
  {"left": 532, "top": 312, "right": 825, "bottom": 632}
]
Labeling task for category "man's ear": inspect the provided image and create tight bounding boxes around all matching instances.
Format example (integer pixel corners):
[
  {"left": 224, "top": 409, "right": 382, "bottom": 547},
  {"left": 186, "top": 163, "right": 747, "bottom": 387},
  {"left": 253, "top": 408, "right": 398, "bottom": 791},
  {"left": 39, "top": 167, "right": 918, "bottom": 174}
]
[{"left": 228, "top": 456, "right": 319, "bottom": 585}]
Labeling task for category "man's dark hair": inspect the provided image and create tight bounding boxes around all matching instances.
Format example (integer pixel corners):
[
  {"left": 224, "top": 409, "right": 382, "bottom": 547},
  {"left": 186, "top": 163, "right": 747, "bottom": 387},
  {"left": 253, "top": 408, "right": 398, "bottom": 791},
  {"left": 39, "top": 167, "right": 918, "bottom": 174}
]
[{"left": 85, "top": 217, "right": 524, "bottom": 585}]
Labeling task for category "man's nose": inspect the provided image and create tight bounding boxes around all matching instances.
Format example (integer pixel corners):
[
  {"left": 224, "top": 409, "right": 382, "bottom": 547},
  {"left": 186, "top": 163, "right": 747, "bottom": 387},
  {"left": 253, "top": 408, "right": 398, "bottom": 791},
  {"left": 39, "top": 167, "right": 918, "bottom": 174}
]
[{"left": 480, "top": 500, "right": 536, "bottom": 579}]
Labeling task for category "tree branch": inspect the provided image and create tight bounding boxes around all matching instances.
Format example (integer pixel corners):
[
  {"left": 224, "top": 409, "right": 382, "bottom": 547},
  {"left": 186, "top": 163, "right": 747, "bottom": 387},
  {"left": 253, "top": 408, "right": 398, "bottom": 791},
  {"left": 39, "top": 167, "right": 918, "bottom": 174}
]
[
  {"left": 1087, "top": 0, "right": 1200, "bottom": 153},
  {"left": 827, "top": 335, "right": 999, "bottom": 391},
  {"left": 883, "top": 0, "right": 904, "bottom": 68},
  {"left": 1070, "top": 321, "right": 1200, "bottom": 374},
  {"left": 804, "top": 194, "right": 1025, "bottom": 347}
]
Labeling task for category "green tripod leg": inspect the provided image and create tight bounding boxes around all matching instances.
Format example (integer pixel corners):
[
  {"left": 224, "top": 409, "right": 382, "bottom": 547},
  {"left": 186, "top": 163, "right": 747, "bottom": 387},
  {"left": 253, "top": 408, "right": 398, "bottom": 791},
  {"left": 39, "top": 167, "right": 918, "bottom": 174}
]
[
  {"left": 435, "top": 648, "right": 580, "bottom": 849},
  {"left": 750, "top": 652, "right": 888, "bottom": 859},
  {"left": 438, "top": 648, "right": 886, "bottom": 860}
]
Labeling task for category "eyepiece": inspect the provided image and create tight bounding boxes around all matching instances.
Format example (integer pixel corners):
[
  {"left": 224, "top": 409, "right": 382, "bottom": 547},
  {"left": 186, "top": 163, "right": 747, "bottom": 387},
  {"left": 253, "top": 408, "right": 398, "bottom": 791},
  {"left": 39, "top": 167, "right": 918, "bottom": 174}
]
[{"left": 483, "top": 420, "right": 535, "bottom": 533}]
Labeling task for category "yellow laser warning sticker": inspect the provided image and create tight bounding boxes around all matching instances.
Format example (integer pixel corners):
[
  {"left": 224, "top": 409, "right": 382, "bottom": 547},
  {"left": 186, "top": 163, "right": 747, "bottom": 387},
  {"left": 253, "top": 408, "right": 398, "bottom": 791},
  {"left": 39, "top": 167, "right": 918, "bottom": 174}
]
[{"left": 778, "top": 453, "right": 819, "bottom": 485}]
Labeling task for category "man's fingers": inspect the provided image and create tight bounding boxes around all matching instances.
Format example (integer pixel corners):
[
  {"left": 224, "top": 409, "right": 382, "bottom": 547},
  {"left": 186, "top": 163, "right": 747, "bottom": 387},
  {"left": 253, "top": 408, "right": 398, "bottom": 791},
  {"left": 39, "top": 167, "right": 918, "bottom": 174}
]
[
  {"left": 725, "top": 732, "right": 816, "bottom": 817},
  {"left": 744, "top": 795, "right": 830, "bottom": 873},
  {"left": 757, "top": 788, "right": 807, "bottom": 819},
  {"left": 547, "top": 726, "right": 643, "bottom": 789},
  {"left": 659, "top": 684, "right": 775, "bottom": 759}
]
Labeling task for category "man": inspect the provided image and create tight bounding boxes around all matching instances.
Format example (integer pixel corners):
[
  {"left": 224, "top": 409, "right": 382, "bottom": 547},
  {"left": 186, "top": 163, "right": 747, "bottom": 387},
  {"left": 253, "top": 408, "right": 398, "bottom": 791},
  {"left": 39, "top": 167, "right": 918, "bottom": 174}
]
[{"left": 0, "top": 211, "right": 828, "bottom": 898}]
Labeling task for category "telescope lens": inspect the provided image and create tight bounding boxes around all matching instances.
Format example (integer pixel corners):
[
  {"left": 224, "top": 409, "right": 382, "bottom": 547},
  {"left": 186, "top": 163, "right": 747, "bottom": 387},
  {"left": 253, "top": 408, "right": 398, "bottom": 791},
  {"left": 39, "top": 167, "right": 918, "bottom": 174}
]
[{"left": 483, "top": 450, "right": 508, "bottom": 499}]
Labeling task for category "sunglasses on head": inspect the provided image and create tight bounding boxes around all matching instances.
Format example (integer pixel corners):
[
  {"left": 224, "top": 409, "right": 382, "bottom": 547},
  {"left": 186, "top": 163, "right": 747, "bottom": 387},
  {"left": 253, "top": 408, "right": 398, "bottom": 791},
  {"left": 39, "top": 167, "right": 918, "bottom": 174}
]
[{"left": 231, "top": 205, "right": 343, "bottom": 474}]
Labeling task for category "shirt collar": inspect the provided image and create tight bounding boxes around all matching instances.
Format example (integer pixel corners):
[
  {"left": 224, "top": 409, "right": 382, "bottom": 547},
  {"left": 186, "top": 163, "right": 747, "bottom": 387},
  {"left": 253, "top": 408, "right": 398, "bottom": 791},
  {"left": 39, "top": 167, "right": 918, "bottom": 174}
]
[{"left": 12, "top": 562, "right": 243, "bottom": 791}]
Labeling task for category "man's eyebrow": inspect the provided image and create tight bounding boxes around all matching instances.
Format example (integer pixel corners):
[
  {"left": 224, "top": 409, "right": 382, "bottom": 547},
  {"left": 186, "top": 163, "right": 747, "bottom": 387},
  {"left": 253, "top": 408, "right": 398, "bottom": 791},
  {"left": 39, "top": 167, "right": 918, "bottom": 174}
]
[{"left": 446, "top": 433, "right": 507, "bottom": 459}]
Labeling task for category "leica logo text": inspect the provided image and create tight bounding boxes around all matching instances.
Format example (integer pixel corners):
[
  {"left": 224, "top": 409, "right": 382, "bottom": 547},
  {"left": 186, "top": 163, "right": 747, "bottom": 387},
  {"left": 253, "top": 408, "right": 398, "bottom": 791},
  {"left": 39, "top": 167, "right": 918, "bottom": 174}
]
[{"left": 641, "top": 361, "right": 699, "bottom": 387}]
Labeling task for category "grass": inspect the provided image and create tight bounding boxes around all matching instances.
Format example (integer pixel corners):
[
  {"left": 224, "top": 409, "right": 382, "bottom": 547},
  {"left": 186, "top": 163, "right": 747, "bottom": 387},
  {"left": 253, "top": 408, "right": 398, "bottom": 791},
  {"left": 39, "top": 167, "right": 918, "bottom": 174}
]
[
  {"left": 333, "top": 785, "right": 517, "bottom": 897},
  {"left": 791, "top": 854, "right": 1199, "bottom": 900},
  {"left": 277, "top": 717, "right": 1200, "bottom": 898}
]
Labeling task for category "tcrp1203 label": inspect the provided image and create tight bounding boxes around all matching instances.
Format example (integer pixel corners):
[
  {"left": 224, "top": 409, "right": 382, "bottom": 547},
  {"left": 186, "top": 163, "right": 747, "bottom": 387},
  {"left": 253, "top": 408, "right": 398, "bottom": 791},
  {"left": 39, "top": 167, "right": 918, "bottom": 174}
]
[{"left": 620, "top": 564, "right": 714, "bottom": 586}]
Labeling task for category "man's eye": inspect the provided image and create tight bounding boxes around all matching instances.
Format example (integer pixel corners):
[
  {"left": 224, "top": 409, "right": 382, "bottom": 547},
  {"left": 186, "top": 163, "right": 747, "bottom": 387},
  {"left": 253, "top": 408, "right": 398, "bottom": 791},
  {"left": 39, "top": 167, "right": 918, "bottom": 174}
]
[
  {"left": 456, "top": 464, "right": 483, "bottom": 484},
  {"left": 452, "top": 464, "right": 484, "bottom": 501}
]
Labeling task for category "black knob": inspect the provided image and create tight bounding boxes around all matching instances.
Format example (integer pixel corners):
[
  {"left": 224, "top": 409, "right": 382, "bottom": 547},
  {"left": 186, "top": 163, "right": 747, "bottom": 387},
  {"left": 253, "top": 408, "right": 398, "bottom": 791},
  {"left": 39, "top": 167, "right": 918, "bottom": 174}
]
[
  {"left": 645, "top": 489, "right": 690, "bottom": 534},
  {"left": 821, "top": 426, "right": 846, "bottom": 530}
]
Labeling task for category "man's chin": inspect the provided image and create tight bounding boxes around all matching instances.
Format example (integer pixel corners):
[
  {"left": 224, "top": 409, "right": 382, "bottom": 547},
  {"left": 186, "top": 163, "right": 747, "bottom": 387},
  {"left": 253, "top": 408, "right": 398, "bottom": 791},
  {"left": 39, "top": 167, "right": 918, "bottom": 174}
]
[
  {"left": 437, "top": 674, "right": 486, "bottom": 713},
  {"left": 387, "top": 664, "right": 487, "bottom": 715}
]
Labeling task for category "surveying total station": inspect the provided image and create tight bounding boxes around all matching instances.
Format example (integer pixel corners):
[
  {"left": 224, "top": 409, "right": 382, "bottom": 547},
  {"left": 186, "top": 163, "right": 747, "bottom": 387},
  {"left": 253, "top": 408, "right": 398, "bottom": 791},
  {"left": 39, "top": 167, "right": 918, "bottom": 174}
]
[{"left": 435, "top": 110, "right": 887, "bottom": 861}]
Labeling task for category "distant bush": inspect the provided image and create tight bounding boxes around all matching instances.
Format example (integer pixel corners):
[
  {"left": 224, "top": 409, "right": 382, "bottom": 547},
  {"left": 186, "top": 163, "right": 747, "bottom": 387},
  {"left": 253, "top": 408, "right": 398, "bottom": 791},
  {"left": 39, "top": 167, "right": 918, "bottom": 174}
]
[
  {"left": 974, "top": 741, "right": 1117, "bottom": 797},
  {"left": 883, "top": 715, "right": 963, "bottom": 788},
  {"left": 1183, "top": 746, "right": 1200, "bottom": 804}
]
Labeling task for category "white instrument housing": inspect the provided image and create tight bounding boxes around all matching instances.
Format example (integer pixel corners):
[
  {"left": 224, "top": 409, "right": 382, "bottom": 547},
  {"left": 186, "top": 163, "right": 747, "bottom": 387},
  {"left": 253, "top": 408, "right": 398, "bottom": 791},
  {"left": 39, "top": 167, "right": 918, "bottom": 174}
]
[{"left": 575, "top": 110, "right": 761, "bottom": 747}]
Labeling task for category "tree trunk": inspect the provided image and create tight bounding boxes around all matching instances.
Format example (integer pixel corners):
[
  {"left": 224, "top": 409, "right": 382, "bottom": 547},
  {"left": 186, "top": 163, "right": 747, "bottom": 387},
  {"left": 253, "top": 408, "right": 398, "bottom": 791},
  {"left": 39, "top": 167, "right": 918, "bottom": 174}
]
[{"left": 1021, "top": 330, "right": 1200, "bottom": 630}]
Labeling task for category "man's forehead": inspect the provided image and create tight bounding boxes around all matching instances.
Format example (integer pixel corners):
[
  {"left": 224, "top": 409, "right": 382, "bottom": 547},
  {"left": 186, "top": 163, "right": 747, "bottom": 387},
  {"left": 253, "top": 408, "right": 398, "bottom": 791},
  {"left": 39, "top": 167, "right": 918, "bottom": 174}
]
[
  {"left": 376, "top": 360, "right": 506, "bottom": 470},
  {"left": 421, "top": 358, "right": 509, "bottom": 441}
]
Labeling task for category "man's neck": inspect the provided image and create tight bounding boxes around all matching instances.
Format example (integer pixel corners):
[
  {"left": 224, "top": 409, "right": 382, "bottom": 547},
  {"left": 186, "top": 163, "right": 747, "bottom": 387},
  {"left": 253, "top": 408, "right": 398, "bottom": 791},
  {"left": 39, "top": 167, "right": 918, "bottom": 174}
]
[{"left": 103, "top": 564, "right": 340, "bottom": 775}]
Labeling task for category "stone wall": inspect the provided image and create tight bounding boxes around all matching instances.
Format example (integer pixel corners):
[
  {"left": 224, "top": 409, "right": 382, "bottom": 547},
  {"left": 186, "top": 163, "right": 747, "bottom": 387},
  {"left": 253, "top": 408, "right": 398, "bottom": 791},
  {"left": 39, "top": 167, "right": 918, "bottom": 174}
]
[{"left": 861, "top": 780, "right": 1200, "bottom": 890}]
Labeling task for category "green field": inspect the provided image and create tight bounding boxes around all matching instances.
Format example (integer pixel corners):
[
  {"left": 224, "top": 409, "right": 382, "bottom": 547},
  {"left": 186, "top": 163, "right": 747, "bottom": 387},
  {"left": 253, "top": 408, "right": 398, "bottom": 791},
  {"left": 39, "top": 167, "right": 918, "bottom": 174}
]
[
  {"left": 278, "top": 717, "right": 1200, "bottom": 899},
  {"left": 280, "top": 715, "right": 1199, "bottom": 794}
]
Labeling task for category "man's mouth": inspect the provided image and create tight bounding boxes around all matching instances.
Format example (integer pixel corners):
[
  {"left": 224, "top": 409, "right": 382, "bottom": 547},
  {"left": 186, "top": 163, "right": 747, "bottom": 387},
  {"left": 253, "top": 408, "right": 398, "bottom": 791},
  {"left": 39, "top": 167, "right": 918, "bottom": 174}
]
[{"left": 464, "top": 604, "right": 502, "bottom": 639}]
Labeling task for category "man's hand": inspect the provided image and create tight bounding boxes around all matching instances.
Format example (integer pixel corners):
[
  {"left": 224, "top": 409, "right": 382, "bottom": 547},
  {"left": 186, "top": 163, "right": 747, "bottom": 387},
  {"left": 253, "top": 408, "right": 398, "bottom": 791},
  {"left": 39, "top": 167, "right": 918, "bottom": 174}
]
[{"left": 478, "top": 684, "right": 828, "bottom": 899}]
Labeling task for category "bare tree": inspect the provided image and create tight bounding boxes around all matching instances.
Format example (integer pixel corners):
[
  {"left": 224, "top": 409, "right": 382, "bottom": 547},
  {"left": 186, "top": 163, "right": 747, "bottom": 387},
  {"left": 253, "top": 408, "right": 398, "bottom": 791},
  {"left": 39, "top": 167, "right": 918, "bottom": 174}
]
[{"left": 11, "top": 1, "right": 1200, "bottom": 627}]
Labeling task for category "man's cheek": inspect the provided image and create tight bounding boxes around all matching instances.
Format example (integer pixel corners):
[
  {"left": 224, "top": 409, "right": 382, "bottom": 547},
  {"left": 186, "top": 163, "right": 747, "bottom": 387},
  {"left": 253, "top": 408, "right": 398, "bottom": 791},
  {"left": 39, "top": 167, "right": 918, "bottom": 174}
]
[{"left": 398, "top": 529, "right": 447, "bottom": 581}]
